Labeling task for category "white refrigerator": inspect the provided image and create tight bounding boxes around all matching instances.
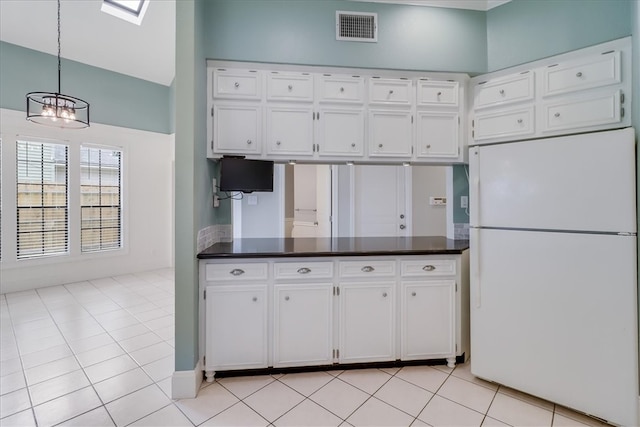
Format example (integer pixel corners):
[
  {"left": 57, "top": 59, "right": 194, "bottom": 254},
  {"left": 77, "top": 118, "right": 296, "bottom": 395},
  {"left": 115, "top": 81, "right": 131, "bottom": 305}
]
[{"left": 469, "top": 127, "right": 638, "bottom": 426}]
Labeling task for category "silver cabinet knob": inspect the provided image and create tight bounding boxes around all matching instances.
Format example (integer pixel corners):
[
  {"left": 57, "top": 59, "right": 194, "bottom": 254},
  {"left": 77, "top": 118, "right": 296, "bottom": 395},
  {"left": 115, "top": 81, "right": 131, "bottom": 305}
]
[
  {"left": 554, "top": 112, "right": 560, "bottom": 118},
  {"left": 284, "top": 296, "right": 290, "bottom": 301},
  {"left": 234, "top": 82, "right": 239, "bottom": 88},
  {"left": 389, "top": 90, "right": 394, "bottom": 94},
  {"left": 499, "top": 89, "right": 505, "bottom": 95},
  {"left": 423, "top": 265, "right": 435, "bottom": 271},
  {"left": 411, "top": 292, "right": 417, "bottom": 297},
  {"left": 340, "top": 87, "right": 345, "bottom": 92},
  {"left": 576, "top": 71, "right": 583, "bottom": 77},
  {"left": 230, "top": 269, "right": 245, "bottom": 276},
  {"left": 517, "top": 119, "right": 523, "bottom": 124},
  {"left": 400, "top": 214, "right": 405, "bottom": 219},
  {"left": 247, "top": 139, "right": 252, "bottom": 145},
  {"left": 288, "top": 84, "right": 293, "bottom": 90},
  {"left": 276, "top": 141, "right": 281, "bottom": 146},
  {"left": 426, "top": 144, "right": 431, "bottom": 149},
  {"left": 252, "top": 297, "right": 257, "bottom": 302},
  {"left": 361, "top": 266, "right": 375, "bottom": 273},
  {"left": 351, "top": 143, "right": 356, "bottom": 148},
  {"left": 400, "top": 224, "right": 406, "bottom": 230},
  {"left": 382, "top": 292, "right": 388, "bottom": 298},
  {"left": 297, "top": 267, "right": 311, "bottom": 274},
  {"left": 437, "top": 91, "right": 442, "bottom": 96},
  {"left": 378, "top": 143, "right": 383, "bottom": 148}
]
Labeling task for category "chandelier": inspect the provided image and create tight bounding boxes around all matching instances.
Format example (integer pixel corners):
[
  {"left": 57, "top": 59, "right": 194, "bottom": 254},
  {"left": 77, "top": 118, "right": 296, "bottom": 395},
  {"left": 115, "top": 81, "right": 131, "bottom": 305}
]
[{"left": 26, "top": 0, "right": 90, "bottom": 129}]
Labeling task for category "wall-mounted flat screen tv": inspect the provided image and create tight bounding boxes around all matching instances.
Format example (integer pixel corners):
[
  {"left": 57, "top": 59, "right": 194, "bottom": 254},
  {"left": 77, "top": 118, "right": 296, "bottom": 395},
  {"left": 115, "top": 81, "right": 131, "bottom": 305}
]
[{"left": 219, "top": 158, "right": 274, "bottom": 193}]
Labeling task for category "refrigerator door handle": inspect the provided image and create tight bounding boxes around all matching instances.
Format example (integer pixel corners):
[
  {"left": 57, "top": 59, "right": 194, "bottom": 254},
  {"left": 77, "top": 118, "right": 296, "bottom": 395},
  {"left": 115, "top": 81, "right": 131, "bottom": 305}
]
[
  {"left": 470, "top": 227, "right": 481, "bottom": 308},
  {"left": 469, "top": 147, "right": 479, "bottom": 226}
]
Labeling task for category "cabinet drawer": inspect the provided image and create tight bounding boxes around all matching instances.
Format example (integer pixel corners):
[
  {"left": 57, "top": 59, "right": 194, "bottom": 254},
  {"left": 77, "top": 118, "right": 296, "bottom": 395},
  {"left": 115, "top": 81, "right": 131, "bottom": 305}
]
[
  {"left": 369, "top": 78, "right": 412, "bottom": 105},
  {"left": 417, "top": 80, "right": 459, "bottom": 107},
  {"left": 542, "top": 90, "right": 621, "bottom": 133},
  {"left": 205, "top": 263, "right": 269, "bottom": 282},
  {"left": 339, "top": 260, "right": 396, "bottom": 278},
  {"left": 401, "top": 259, "right": 456, "bottom": 277},
  {"left": 474, "top": 106, "right": 535, "bottom": 142},
  {"left": 543, "top": 51, "right": 620, "bottom": 97},
  {"left": 267, "top": 73, "right": 314, "bottom": 102},
  {"left": 213, "top": 69, "right": 261, "bottom": 100},
  {"left": 274, "top": 262, "right": 334, "bottom": 280},
  {"left": 319, "top": 75, "right": 365, "bottom": 103},
  {"left": 474, "top": 72, "right": 534, "bottom": 110}
]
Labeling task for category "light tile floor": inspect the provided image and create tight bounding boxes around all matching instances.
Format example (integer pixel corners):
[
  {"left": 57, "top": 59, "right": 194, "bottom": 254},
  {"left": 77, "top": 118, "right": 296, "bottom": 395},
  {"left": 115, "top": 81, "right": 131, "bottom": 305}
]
[{"left": 0, "top": 269, "right": 614, "bottom": 427}]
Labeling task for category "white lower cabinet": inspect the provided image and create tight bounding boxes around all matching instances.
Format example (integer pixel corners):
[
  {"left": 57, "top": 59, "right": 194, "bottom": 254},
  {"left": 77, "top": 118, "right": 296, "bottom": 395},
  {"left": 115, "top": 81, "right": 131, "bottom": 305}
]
[
  {"left": 339, "top": 282, "right": 395, "bottom": 363},
  {"left": 201, "top": 253, "right": 468, "bottom": 377},
  {"left": 273, "top": 283, "right": 334, "bottom": 367},
  {"left": 401, "top": 280, "right": 456, "bottom": 364},
  {"left": 204, "top": 285, "right": 268, "bottom": 380}
]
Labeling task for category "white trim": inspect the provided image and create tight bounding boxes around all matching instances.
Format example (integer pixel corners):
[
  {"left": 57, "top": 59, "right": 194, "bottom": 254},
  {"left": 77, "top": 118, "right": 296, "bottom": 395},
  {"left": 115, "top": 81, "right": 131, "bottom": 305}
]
[
  {"left": 171, "top": 359, "right": 203, "bottom": 399},
  {"left": 445, "top": 166, "right": 454, "bottom": 239},
  {"left": 330, "top": 165, "right": 339, "bottom": 238}
]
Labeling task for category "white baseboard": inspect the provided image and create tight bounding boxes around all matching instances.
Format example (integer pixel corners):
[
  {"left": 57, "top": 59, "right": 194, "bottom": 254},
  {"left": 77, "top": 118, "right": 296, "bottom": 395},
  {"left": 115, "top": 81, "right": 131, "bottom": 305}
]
[{"left": 171, "top": 360, "right": 203, "bottom": 399}]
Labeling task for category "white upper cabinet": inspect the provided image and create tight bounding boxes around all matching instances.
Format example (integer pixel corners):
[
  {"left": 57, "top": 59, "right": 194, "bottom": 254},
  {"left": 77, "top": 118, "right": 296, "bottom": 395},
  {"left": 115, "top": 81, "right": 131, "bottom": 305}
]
[
  {"left": 267, "top": 72, "right": 314, "bottom": 102},
  {"left": 318, "top": 75, "right": 365, "bottom": 104},
  {"left": 417, "top": 80, "right": 459, "bottom": 107},
  {"left": 213, "top": 69, "right": 262, "bottom": 100},
  {"left": 542, "top": 51, "right": 621, "bottom": 97},
  {"left": 208, "top": 63, "right": 468, "bottom": 163},
  {"left": 368, "top": 110, "right": 413, "bottom": 158},
  {"left": 470, "top": 37, "right": 631, "bottom": 145},
  {"left": 369, "top": 78, "right": 412, "bottom": 106}
]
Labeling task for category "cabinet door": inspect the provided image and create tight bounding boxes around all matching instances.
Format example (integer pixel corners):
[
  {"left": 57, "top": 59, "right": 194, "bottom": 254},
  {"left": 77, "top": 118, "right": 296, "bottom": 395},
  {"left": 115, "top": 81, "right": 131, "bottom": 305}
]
[
  {"left": 273, "top": 284, "right": 333, "bottom": 367},
  {"left": 205, "top": 285, "right": 268, "bottom": 370},
  {"left": 266, "top": 106, "right": 314, "bottom": 156},
  {"left": 317, "top": 108, "right": 364, "bottom": 157},
  {"left": 415, "top": 111, "right": 459, "bottom": 158},
  {"left": 339, "top": 282, "right": 395, "bottom": 363},
  {"left": 401, "top": 280, "right": 455, "bottom": 360},
  {"left": 542, "top": 90, "right": 621, "bottom": 133},
  {"left": 473, "top": 106, "right": 535, "bottom": 143},
  {"left": 213, "top": 104, "right": 261, "bottom": 154},
  {"left": 368, "top": 110, "right": 412, "bottom": 158}
]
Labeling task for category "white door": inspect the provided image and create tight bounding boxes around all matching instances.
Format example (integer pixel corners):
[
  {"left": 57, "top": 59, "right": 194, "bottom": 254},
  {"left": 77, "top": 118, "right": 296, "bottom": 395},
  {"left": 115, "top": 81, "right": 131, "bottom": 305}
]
[
  {"left": 339, "top": 282, "right": 395, "bottom": 363},
  {"left": 273, "top": 284, "right": 333, "bottom": 367},
  {"left": 353, "top": 165, "right": 411, "bottom": 237},
  {"left": 205, "top": 285, "right": 268, "bottom": 370}
]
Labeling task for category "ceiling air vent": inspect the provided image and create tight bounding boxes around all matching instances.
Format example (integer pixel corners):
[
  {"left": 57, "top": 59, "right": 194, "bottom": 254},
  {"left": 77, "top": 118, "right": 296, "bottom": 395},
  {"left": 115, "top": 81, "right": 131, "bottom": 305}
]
[{"left": 336, "top": 11, "right": 378, "bottom": 43}]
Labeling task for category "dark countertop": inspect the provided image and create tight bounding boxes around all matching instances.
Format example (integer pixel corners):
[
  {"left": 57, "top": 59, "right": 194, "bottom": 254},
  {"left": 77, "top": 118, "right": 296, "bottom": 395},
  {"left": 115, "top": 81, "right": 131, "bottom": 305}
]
[{"left": 197, "top": 236, "right": 469, "bottom": 259}]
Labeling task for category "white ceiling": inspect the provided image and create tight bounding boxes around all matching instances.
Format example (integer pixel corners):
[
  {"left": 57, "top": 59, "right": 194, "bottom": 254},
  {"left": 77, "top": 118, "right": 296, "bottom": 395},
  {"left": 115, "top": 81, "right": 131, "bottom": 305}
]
[
  {"left": 0, "top": 0, "right": 508, "bottom": 88},
  {"left": 0, "top": 0, "right": 175, "bottom": 86}
]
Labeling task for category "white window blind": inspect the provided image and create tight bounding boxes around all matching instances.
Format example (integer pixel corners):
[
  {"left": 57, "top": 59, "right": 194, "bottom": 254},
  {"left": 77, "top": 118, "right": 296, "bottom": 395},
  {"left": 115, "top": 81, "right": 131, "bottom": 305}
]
[
  {"left": 80, "top": 147, "right": 122, "bottom": 252},
  {"left": 16, "top": 141, "right": 69, "bottom": 259}
]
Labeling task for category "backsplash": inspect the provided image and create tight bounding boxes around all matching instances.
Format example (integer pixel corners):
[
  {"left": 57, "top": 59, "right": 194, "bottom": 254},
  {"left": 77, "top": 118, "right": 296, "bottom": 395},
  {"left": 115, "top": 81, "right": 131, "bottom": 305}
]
[
  {"left": 454, "top": 223, "right": 469, "bottom": 240},
  {"left": 197, "top": 224, "right": 232, "bottom": 252}
]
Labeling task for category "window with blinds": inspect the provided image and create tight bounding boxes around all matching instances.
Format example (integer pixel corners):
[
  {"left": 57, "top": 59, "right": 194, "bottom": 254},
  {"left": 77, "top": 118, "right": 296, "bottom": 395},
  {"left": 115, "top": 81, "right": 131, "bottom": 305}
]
[
  {"left": 16, "top": 141, "right": 69, "bottom": 259},
  {"left": 80, "top": 147, "right": 122, "bottom": 252}
]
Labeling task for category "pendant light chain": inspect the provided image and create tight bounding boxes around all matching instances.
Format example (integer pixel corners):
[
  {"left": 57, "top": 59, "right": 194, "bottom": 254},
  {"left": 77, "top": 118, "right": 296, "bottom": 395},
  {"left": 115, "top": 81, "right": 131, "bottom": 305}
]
[{"left": 57, "top": 0, "right": 61, "bottom": 94}]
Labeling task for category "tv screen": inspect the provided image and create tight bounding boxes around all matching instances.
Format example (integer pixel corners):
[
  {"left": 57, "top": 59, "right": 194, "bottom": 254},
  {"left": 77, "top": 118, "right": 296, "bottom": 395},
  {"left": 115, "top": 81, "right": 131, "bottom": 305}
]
[{"left": 219, "top": 158, "right": 274, "bottom": 193}]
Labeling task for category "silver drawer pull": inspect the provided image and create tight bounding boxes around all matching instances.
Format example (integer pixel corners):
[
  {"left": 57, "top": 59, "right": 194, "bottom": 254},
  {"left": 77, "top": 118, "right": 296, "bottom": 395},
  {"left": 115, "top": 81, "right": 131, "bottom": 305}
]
[
  {"left": 285, "top": 296, "right": 290, "bottom": 301},
  {"left": 411, "top": 292, "right": 417, "bottom": 297},
  {"left": 230, "top": 269, "right": 245, "bottom": 276},
  {"left": 288, "top": 84, "right": 293, "bottom": 90},
  {"left": 554, "top": 112, "right": 560, "bottom": 118},
  {"left": 576, "top": 71, "right": 583, "bottom": 77},
  {"left": 297, "top": 267, "right": 311, "bottom": 274},
  {"left": 234, "top": 82, "right": 239, "bottom": 88},
  {"left": 382, "top": 292, "right": 388, "bottom": 298},
  {"left": 252, "top": 297, "right": 257, "bottom": 302},
  {"left": 499, "top": 89, "right": 505, "bottom": 95},
  {"left": 423, "top": 265, "right": 436, "bottom": 272},
  {"left": 437, "top": 91, "right": 442, "bottom": 96},
  {"left": 361, "top": 266, "right": 375, "bottom": 273},
  {"left": 246, "top": 139, "right": 252, "bottom": 145},
  {"left": 340, "top": 87, "right": 345, "bottom": 92},
  {"left": 351, "top": 143, "right": 356, "bottom": 148},
  {"left": 378, "top": 143, "right": 383, "bottom": 148},
  {"left": 517, "top": 119, "right": 523, "bottom": 124},
  {"left": 389, "top": 90, "right": 394, "bottom": 94}
]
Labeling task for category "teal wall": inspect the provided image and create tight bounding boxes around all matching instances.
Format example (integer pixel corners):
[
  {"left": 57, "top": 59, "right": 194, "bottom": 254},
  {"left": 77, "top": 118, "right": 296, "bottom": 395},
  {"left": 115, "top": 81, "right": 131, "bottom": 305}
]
[
  {"left": 452, "top": 165, "right": 469, "bottom": 224},
  {"left": 487, "top": 0, "right": 633, "bottom": 71},
  {"left": 0, "top": 41, "right": 171, "bottom": 134},
  {"left": 203, "top": 0, "right": 487, "bottom": 73}
]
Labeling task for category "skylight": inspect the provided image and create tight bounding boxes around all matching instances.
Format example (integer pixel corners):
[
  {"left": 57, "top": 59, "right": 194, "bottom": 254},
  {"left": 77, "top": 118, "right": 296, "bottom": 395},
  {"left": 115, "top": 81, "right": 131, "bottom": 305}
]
[{"left": 101, "top": 0, "right": 149, "bottom": 25}]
